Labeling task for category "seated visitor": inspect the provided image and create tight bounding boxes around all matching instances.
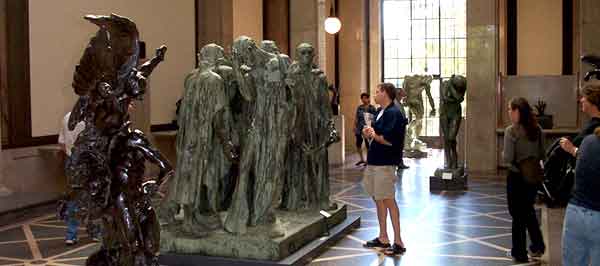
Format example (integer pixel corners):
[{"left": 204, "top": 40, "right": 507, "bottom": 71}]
[
  {"left": 361, "top": 83, "right": 407, "bottom": 256},
  {"left": 503, "top": 97, "right": 545, "bottom": 262},
  {"left": 562, "top": 126, "right": 600, "bottom": 266}
]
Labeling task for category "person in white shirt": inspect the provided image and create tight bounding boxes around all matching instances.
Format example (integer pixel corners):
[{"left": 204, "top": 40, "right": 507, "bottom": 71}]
[
  {"left": 58, "top": 112, "right": 99, "bottom": 245},
  {"left": 58, "top": 112, "right": 85, "bottom": 157}
]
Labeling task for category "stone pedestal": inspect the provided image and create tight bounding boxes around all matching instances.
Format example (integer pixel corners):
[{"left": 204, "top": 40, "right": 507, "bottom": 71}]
[
  {"left": 540, "top": 206, "right": 565, "bottom": 265},
  {"left": 404, "top": 149, "right": 428, "bottom": 159},
  {"left": 161, "top": 205, "right": 348, "bottom": 261},
  {"left": 430, "top": 167, "right": 468, "bottom": 191}
]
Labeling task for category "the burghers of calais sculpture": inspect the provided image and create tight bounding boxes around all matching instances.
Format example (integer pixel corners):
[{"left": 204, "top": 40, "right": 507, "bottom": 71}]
[
  {"left": 260, "top": 40, "right": 292, "bottom": 70},
  {"left": 61, "top": 14, "right": 173, "bottom": 266},
  {"left": 282, "top": 43, "right": 339, "bottom": 211},
  {"left": 402, "top": 74, "right": 435, "bottom": 157},
  {"left": 439, "top": 75, "right": 467, "bottom": 169},
  {"left": 162, "top": 44, "right": 237, "bottom": 235},
  {"left": 224, "top": 36, "right": 294, "bottom": 236}
]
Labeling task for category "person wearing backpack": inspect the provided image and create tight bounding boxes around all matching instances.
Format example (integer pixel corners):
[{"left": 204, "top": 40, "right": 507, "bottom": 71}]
[
  {"left": 503, "top": 97, "right": 546, "bottom": 262},
  {"left": 361, "top": 83, "right": 408, "bottom": 256}
]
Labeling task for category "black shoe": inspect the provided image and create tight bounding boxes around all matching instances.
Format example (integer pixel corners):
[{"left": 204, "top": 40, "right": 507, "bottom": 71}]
[
  {"left": 355, "top": 160, "right": 365, "bottom": 166},
  {"left": 397, "top": 164, "right": 409, "bottom": 169},
  {"left": 528, "top": 248, "right": 544, "bottom": 258},
  {"left": 507, "top": 251, "right": 529, "bottom": 262},
  {"left": 384, "top": 244, "right": 406, "bottom": 256},
  {"left": 363, "top": 238, "right": 391, "bottom": 249}
]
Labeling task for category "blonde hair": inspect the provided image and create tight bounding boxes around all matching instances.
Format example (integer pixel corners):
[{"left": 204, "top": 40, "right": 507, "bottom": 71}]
[{"left": 595, "top": 126, "right": 600, "bottom": 138}]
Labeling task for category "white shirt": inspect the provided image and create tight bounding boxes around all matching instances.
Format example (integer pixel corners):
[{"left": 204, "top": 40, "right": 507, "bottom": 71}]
[
  {"left": 58, "top": 112, "right": 85, "bottom": 156},
  {"left": 376, "top": 109, "right": 384, "bottom": 121}
]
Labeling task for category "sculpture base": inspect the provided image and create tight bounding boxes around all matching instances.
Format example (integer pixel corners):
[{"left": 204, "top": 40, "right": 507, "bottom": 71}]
[
  {"left": 404, "top": 149, "right": 428, "bottom": 158},
  {"left": 430, "top": 168, "right": 468, "bottom": 191},
  {"left": 160, "top": 205, "right": 348, "bottom": 261},
  {"left": 159, "top": 214, "right": 360, "bottom": 266}
]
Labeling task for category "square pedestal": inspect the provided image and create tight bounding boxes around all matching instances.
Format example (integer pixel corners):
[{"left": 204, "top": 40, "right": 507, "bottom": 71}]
[
  {"left": 430, "top": 168, "right": 468, "bottom": 191},
  {"left": 160, "top": 205, "right": 348, "bottom": 261}
]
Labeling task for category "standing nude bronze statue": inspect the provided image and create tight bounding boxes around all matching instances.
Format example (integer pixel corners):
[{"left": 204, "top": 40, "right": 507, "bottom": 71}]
[
  {"left": 402, "top": 74, "right": 435, "bottom": 156},
  {"left": 439, "top": 75, "right": 466, "bottom": 169}
]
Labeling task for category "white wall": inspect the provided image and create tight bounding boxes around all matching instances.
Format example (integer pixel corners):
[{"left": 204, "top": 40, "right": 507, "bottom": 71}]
[{"left": 29, "top": 0, "right": 195, "bottom": 136}]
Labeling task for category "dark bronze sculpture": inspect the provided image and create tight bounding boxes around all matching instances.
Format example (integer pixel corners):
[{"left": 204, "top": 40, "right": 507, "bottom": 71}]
[
  {"left": 439, "top": 75, "right": 467, "bottom": 169},
  {"left": 224, "top": 36, "right": 293, "bottom": 235},
  {"left": 161, "top": 43, "right": 236, "bottom": 235},
  {"left": 63, "top": 14, "right": 172, "bottom": 266},
  {"left": 402, "top": 74, "right": 435, "bottom": 157},
  {"left": 160, "top": 39, "right": 344, "bottom": 260},
  {"left": 282, "top": 43, "right": 339, "bottom": 210}
]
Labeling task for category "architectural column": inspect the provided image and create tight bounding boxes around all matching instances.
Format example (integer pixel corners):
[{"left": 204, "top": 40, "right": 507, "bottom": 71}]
[
  {"left": 196, "top": 0, "right": 234, "bottom": 50},
  {"left": 290, "top": 0, "right": 318, "bottom": 59},
  {"left": 466, "top": 0, "right": 499, "bottom": 173},
  {"left": 290, "top": 0, "right": 343, "bottom": 164},
  {"left": 0, "top": 0, "right": 9, "bottom": 197},
  {"left": 263, "top": 0, "right": 290, "bottom": 55},
  {"left": 369, "top": 0, "right": 381, "bottom": 92},
  {"left": 339, "top": 0, "right": 368, "bottom": 152}
]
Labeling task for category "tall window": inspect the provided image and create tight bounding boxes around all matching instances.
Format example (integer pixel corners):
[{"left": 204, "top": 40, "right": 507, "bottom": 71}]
[{"left": 382, "top": 0, "right": 466, "bottom": 136}]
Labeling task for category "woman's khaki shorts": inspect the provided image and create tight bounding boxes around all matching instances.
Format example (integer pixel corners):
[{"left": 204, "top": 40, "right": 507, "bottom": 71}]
[{"left": 362, "top": 165, "right": 397, "bottom": 200}]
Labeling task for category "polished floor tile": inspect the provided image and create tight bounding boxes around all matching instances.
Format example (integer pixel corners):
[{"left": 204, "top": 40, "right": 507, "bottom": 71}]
[
  {"left": 310, "top": 151, "right": 542, "bottom": 266},
  {"left": 0, "top": 150, "right": 542, "bottom": 266}
]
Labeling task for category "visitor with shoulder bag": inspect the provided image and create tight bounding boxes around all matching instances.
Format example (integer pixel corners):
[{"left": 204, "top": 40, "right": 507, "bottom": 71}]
[{"left": 503, "top": 97, "right": 546, "bottom": 262}]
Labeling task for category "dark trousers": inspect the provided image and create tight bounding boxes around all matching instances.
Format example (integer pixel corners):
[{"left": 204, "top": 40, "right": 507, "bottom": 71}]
[{"left": 507, "top": 171, "right": 545, "bottom": 258}]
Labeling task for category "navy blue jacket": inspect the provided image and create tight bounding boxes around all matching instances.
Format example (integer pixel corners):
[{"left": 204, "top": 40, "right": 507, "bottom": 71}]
[
  {"left": 367, "top": 104, "right": 408, "bottom": 166},
  {"left": 571, "top": 133, "right": 600, "bottom": 211}
]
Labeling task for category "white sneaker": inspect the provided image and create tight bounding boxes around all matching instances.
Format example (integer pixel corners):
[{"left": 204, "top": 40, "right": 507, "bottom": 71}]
[{"left": 65, "top": 239, "right": 77, "bottom": 246}]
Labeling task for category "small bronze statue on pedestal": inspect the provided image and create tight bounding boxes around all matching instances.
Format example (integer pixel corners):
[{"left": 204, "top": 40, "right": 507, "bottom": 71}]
[{"left": 431, "top": 75, "right": 467, "bottom": 191}]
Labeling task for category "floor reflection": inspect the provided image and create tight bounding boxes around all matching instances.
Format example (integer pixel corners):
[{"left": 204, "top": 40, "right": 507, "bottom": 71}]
[
  {"left": 312, "top": 150, "right": 541, "bottom": 266},
  {"left": 0, "top": 150, "right": 541, "bottom": 266}
]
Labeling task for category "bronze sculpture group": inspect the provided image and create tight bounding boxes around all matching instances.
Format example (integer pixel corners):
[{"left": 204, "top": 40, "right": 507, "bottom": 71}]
[
  {"left": 61, "top": 11, "right": 472, "bottom": 265},
  {"left": 63, "top": 13, "right": 339, "bottom": 265},
  {"left": 161, "top": 37, "right": 339, "bottom": 238}
]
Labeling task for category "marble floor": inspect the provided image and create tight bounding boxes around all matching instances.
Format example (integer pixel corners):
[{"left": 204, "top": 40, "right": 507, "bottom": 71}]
[
  {"left": 313, "top": 151, "right": 541, "bottom": 266},
  {"left": 0, "top": 150, "right": 542, "bottom": 266}
]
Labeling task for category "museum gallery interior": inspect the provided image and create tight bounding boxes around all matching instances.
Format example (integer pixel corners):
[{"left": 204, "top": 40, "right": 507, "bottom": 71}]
[{"left": 1, "top": 0, "right": 599, "bottom": 265}]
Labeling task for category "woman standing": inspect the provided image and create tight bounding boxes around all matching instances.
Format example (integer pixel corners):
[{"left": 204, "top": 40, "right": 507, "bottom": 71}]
[
  {"left": 562, "top": 127, "right": 600, "bottom": 265},
  {"left": 503, "top": 97, "right": 546, "bottom": 262},
  {"left": 559, "top": 85, "right": 600, "bottom": 157}
]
